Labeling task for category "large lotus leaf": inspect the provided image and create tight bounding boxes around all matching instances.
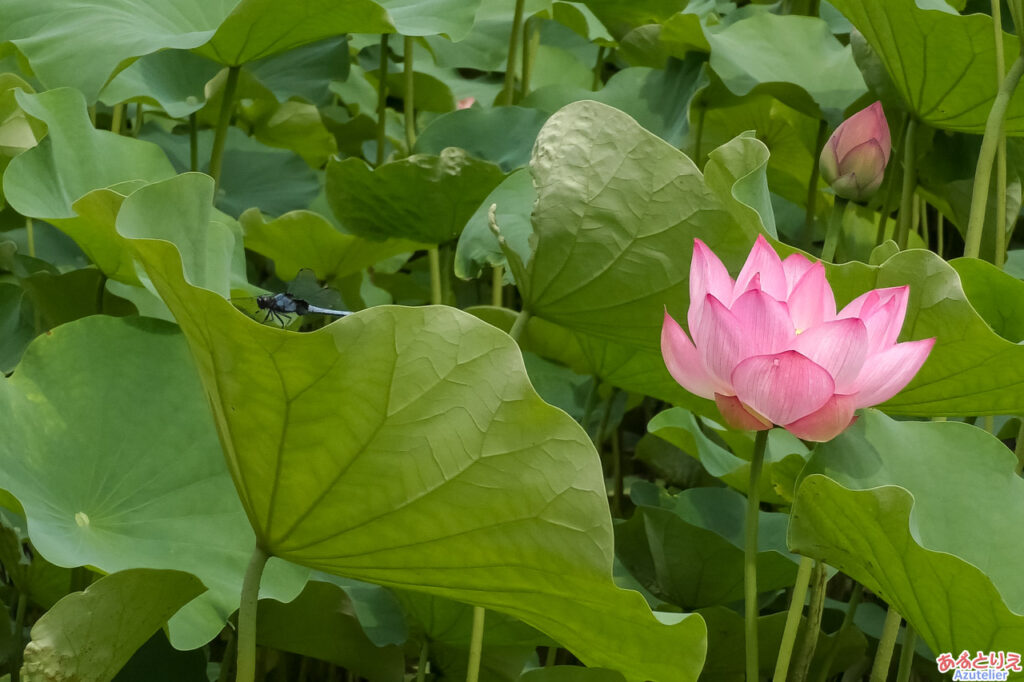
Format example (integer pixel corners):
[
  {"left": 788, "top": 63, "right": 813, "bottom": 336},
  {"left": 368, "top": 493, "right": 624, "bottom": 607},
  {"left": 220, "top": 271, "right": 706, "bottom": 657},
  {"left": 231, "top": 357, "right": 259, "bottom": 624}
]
[
  {"left": 831, "top": 0, "right": 1024, "bottom": 134},
  {"left": 376, "top": 0, "right": 484, "bottom": 41},
  {"left": 580, "top": 0, "right": 684, "bottom": 40},
  {"left": 0, "top": 0, "right": 237, "bottom": 102},
  {"left": 512, "top": 100, "right": 757, "bottom": 352},
  {"left": 124, "top": 238, "right": 707, "bottom": 682},
  {"left": 325, "top": 149, "right": 506, "bottom": 245},
  {"left": 240, "top": 209, "right": 422, "bottom": 286},
  {"left": 789, "top": 410, "right": 1024, "bottom": 653},
  {"left": 615, "top": 484, "right": 798, "bottom": 609},
  {"left": 2, "top": 89, "right": 175, "bottom": 220},
  {"left": 455, "top": 169, "right": 535, "bottom": 281},
  {"left": 98, "top": 50, "right": 222, "bottom": 118},
  {"left": 0, "top": 282, "right": 34, "bottom": 373},
  {"left": 704, "top": 13, "right": 866, "bottom": 119},
  {"left": 256, "top": 580, "right": 404, "bottom": 681},
  {"left": 247, "top": 100, "right": 338, "bottom": 167},
  {"left": 0, "top": 316, "right": 308, "bottom": 649},
  {"left": 247, "top": 37, "right": 349, "bottom": 107},
  {"left": 414, "top": 107, "right": 550, "bottom": 172},
  {"left": 0, "top": 509, "right": 70, "bottom": 609},
  {"left": 20, "top": 569, "right": 204, "bottom": 682},
  {"left": 522, "top": 668, "right": 626, "bottom": 682},
  {"left": 312, "top": 573, "right": 408, "bottom": 647}
]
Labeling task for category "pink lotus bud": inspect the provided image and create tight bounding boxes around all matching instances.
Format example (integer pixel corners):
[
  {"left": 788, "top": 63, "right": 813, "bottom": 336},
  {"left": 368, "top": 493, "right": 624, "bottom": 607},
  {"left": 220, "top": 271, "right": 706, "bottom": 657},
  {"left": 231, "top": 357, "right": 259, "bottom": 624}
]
[
  {"left": 661, "top": 235, "right": 933, "bottom": 442},
  {"left": 819, "top": 102, "right": 891, "bottom": 201},
  {"left": 456, "top": 97, "right": 475, "bottom": 110}
]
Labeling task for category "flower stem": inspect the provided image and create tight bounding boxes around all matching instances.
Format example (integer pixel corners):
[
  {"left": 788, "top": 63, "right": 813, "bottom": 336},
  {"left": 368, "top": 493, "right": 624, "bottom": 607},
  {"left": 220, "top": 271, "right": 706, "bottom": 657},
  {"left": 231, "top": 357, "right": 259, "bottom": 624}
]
[
  {"left": 376, "top": 34, "right": 390, "bottom": 166},
  {"left": 821, "top": 196, "right": 847, "bottom": 262},
  {"left": 236, "top": 544, "right": 270, "bottom": 682},
  {"left": 896, "top": 117, "right": 918, "bottom": 250},
  {"left": 869, "top": 605, "right": 902, "bottom": 682},
  {"left": 745, "top": 428, "right": 770, "bottom": 682},
  {"left": 491, "top": 266, "right": 503, "bottom": 307},
  {"left": 813, "top": 582, "right": 864, "bottom": 682},
  {"left": 416, "top": 640, "right": 429, "bottom": 682},
  {"left": 803, "top": 119, "right": 828, "bottom": 250},
  {"left": 209, "top": 65, "right": 240, "bottom": 190},
  {"left": 773, "top": 556, "right": 814, "bottom": 682},
  {"left": 110, "top": 103, "right": 124, "bottom": 134},
  {"left": 963, "top": 52, "right": 1024, "bottom": 258},
  {"left": 894, "top": 624, "right": 917, "bottom": 682},
  {"left": 404, "top": 36, "right": 416, "bottom": 153},
  {"left": 428, "top": 247, "right": 442, "bottom": 305},
  {"left": 189, "top": 113, "right": 199, "bottom": 172},
  {"left": 791, "top": 560, "right": 828, "bottom": 682},
  {"left": 502, "top": 0, "right": 526, "bottom": 105},
  {"left": 993, "top": 0, "right": 1008, "bottom": 268},
  {"left": 466, "top": 606, "right": 486, "bottom": 682},
  {"left": 592, "top": 45, "right": 606, "bottom": 91}
]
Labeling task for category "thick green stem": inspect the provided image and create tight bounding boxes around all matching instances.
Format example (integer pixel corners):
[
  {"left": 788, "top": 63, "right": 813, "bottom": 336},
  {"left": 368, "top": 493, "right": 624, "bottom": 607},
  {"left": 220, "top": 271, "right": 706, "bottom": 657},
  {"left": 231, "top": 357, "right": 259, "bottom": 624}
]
[
  {"left": 896, "top": 117, "right": 918, "bottom": 250},
  {"left": 26, "top": 217, "right": 34, "bottom": 258},
  {"left": 521, "top": 18, "right": 540, "bottom": 99},
  {"left": 134, "top": 102, "right": 143, "bottom": 138},
  {"left": 509, "top": 310, "right": 531, "bottom": 342},
  {"left": 592, "top": 45, "right": 606, "bottom": 91},
  {"left": 189, "top": 113, "right": 199, "bottom": 172},
  {"left": 963, "top": 53, "right": 1024, "bottom": 258},
  {"left": 11, "top": 590, "right": 27, "bottom": 682},
  {"left": 376, "top": 34, "right": 390, "bottom": 166},
  {"left": 544, "top": 647, "right": 558, "bottom": 667},
  {"left": 416, "top": 640, "right": 429, "bottom": 682},
  {"left": 894, "top": 624, "right": 917, "bottom": 682},
  {"left": 869, "top": 606, "right": 903, "bottom": 682},
  {"left": 813, "top": 583, "right": 864, "bottom": 682},
  {"left": 936, "top": 212, "right": 944, "bottom": 258},
  {"left": 773, "top": 556, "right": 815, "bottom": 682},
  {"left": 466, "top": 606, "right": 486, "bottom": 682},
  {"left": 803, "top": 119, "right": 829, "bottom": 250},
  {"left": 744, "top": 429, "right": 770, "bottom": 682},
  {"left": 110, "top": 103, "right": 124, "bottom": 134},
  {"left": 994, "top": 0, "right": 1008, "bottom": 268},
  {"left": 502, "top": 0, "right": 526, "bottom": 105},
  {"left": 236, "top": 544, "right": 270, "bottom": 682},
  {"left": 209, "top": 66, "right": 240, "bottom": 189},
  {"left": 428, "top": 247, "right": 442, "bottom": 306},
  {"left": 611, "top": 426, "right": 623, "bottom": 516},
  {"left": 491, "top": 266, "right": 503, "bottom": 307},
  {"left": 791, "top": 561, "right": 828, "bottom": 682},
  {"left": 821, "top": 197, "right": 847, "bottom": 262},
  {"left": 404, "top": 36, "right": 416, "bottom": 152}
]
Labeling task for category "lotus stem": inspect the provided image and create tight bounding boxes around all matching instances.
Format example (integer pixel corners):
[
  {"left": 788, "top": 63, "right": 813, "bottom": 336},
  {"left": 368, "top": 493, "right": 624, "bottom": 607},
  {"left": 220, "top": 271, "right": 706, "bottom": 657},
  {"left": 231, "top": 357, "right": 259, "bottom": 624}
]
[
  {"left": 209, "top": 65, "right": 240, "bottom": 189},
  {"left": 110, "top": 103, "right": 124, "bottom": 134},
  {"left": 692, "top": 102, "right": 706, "bottom": 165},
  {"left": 869, "top": 605, "right": 903, "bottom": 682},
  {"left": 236, "top": 544, "right": 270, "bottom": 682},
  {"left": 404, "top": 36, "right": 416, "bottom": 152},
  {"left": 894, "top": 624, "right": 917, "bottom": 682},
  {"left": 189, "top": 113, "right": 199, "bottom": 172},
  {"left": 521, "top": 17, "right": 540, "bottom": 99},
  {"left": 744, "top": 428, "right": 770, "bottom": 682},
  {"left": 502, "top": 0, "right": 526, "bottom": 105},
  {"left": 25, "top": 217, "right": 34, "bottom": 258},
  {"left": 937, "top": 211, "right": 944, "bottom": 257},
  {"left": 466, "top": 606, "right": 486, "bottom": 682},
  {"left": 11, "top": 590, "right": 26, "bottom": 682},
  {"left": 896, "top": 117, "right": 917, "bottom": 250},
  {"left": 772, "top": 556, "right": 814, "bottom": 682},
  {"left": 821, "top": 196, "right": 847, "bottom": 262},
  {"left": 416, "top": 640, "right": 429, "bottom": 682},
  {"left": 994, "top": 0, "right": 1009, "bottom": 267},
  {"left": 134, "top": 102, "right": 143, "bottom": 137},
  {"left": 803, "top": 119, "right": 828, "bottom": 250},
  {"left": 963, "top": 52, "right": 1024, "bottom": 258},
  {"left": 791, "top": 560, "right": 828, "bottom": 682},
  {"left": 491, "top": 266, "right": 503, "bottom": 307},
  {"left": 376, "top": 34, "right": 390, "bottom": 166},
  {"left": 509, "top": 310, "right": 531, "bottom": 343},
  {"left": 813, "top": 582, "right": 864, "bottom": 682},
  {"left": 592, "top": 45, "right": 606, "bottom": 91},
  {"left": 428, "top": 247, "right": 442, "bottom": 305}
]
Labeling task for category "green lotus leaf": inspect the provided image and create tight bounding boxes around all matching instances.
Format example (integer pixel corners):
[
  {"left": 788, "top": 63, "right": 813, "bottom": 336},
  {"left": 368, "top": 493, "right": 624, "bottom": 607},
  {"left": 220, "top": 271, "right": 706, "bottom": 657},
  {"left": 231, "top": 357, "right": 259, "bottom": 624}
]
[
  {"left": 21, "top": 569, "right": 205, "bottom": 682},
  {"left": 580, "top": 0, "right": 684, "bottom": 40},
  {"left": 455, "top": 169, "right": 535, "bottom": 281},
  {"left": 240, "top": 209, "right": 422, "bottom": 287},
  {"left": 0, "top": 316, "right": 308, "bottom": 649},
  {"left": 831, "top": 0, "right": 1024, "bottom": 133},
  {"left": 0, "top": 282, "right": 34, "bottom": 373},
  {"left": 125, "top": 236, "right": 707, "bottom": 682},
  {"left": 3, "top": 89, "right": 175, "bottom": 221},
  {"left": 790, "top": 410, "right": 1024, "bottom": 653},
  {"left": 521, "top": 668, "right": 627, "bottom": 682},
  {"left": 414, "top": 107, "right": 550, "bottom": 172},
  {"left": 325, "top": 149, "right": 506, "bottom": 245},
  {"left": 0, "top": 0, "right": 236, "bottom": 102},
  {"left": 98, "top": 50, "right": 222, "bottom": 118},
  {"left": 247, "top": 36, "right": 349, "bottom": 107},
  {"left": 705, "top": 13, "right": 866, "bottom": 119}
]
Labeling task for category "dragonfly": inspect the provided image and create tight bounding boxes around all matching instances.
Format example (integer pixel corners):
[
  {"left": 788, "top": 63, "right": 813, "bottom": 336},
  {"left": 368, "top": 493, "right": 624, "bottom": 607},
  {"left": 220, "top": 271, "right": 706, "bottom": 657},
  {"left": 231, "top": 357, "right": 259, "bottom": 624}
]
[{"left": 237, "top": 269, "right": 352, "bottom": 327}]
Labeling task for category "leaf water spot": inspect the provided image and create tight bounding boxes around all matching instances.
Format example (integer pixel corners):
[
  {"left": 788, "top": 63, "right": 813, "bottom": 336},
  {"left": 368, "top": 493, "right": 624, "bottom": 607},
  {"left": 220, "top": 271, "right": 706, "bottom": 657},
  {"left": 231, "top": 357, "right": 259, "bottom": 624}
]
[{"left": 74, "top": 512, "right": 90, "bottom": 528}]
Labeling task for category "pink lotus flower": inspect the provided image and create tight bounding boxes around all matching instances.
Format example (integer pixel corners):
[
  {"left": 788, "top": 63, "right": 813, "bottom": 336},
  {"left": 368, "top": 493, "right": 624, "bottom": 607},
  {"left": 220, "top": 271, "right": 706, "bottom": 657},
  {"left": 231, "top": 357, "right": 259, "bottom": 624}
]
[
  {"left": 819, "top": 101, "right": 891, "bottom": 201},
  {"left": 456, "top": 97, "right": 475, "bottom": 110},
  {"left": 661, "top": 235, "right": 934, "bottom": 441}
]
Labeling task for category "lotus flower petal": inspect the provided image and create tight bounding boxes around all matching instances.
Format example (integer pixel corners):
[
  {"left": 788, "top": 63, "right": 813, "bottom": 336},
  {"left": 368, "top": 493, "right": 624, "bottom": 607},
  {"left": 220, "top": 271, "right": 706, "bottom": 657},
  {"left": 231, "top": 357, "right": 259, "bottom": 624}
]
[
  {"left": 820, "top": 101, "right": 890, "bottom": 201},
  {"left": 851, "top": 338, "right": 936, "bottom": 407},
  {"left": 689, "top": 238, "right": 735, "bottom": 333},
  {"left": 731, "top": 351, "right": 835, "bottom": 426},
  {"left": 781, "top": 253, "right": 815, "bottom": 292},
  {"left": 786, "top": 261, "right": 836, "bottom": 332},
  {"left": 715, "top": 393, "right": 772, "bottom": 431},
  {"left": 792, "top": 318, "right": 868, "bottom": 390},
  {"left": 784, "top": 394, "right": 858, "bottom": 442},
  {"left": 662, "top": 311, "right": 723, "bottom": 399},
  {"left": 734, "top": 235, "right": 788, "bottom": 301}
]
